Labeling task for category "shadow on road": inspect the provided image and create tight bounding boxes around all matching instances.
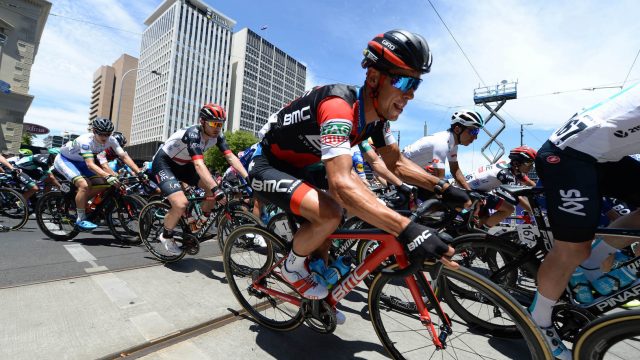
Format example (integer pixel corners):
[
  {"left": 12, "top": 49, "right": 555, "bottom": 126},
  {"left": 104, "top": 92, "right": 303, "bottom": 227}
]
[{"left": 164, "top": 258, "right": 228, "bottom": 284}]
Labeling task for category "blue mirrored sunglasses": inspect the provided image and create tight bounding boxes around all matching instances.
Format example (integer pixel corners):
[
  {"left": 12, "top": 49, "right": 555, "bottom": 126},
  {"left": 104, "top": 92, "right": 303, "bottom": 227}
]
[
  {"left": 468, "top": 127, "right": 481, "bottom": 136},
  {"left": 388, "top": 74, "right": 422, "bottom": 93}
]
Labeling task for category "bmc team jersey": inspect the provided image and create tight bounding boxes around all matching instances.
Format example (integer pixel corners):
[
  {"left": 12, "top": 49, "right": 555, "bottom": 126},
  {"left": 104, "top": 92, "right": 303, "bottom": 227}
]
[
  {"left": 260, "top": 84, "right": 396, "bottom": 169},
  {"left": 59, "top": 133, "right": 125, "bottom": 162},
  {"left": 402, "top": 130, "right": 458, "bottom": 171},
  {"left": 464, "top": 160, "right": 530, "bottom": 191},
  {"left": 159, "top": 125, "right": 231, "bottom": 164},
  {"left": 548, "top": 82, "right": 640, "bottom": 162}
]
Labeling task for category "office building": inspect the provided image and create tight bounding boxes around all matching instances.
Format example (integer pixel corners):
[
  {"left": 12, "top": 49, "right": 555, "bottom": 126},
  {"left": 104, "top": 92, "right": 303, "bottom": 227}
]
[
  {"left": 89, "top": 54, "right": 139, "bottom": 141},
  {"left": 228, "top": 28, "right": 307, "bottom": 136},
  {"left": 129, "top": 0, "right": 235, "bottom": 160},
  {"left": 0, "top": 0, "right": 51, "bottom": 153},
  {"left": 42, "top": 132, "right": 79, "bottom": 148}
]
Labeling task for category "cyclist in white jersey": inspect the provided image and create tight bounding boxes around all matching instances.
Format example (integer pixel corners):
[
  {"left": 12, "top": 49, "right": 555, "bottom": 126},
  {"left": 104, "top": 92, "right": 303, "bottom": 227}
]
[
  {"left": 528, "top": 83, "right": 640, "bottom": 359},
  {"left": 464, "top": 146, "right": 537, "bottom": 227},
  {"left": 403, "top": 110, "right": 483, "bottom": 199},
  {"left": 151, "top": 103, "right": 249, "bottom": 255},
  {"left": 54, "top": 118, "right": 144, "bottom": 230}
]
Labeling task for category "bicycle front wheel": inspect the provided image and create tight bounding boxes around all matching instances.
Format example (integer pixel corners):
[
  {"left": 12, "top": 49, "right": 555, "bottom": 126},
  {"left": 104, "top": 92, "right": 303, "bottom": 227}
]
[
  {"left": 223, "top": 225, "right": 304, "bottom": 331},
  {"left": 0, "top": 187, "right": 28, "bottom": 231},
  {"left": 369, "top": 262, "right": 551, "bottom": 360},
  {"left": 107, "top": 194, "right": 146, "bottom": 245},
  {"left": 573, "top": 310, "right": 640, "bottom": 360},
  {"left": 216, "top": 207, "right": 260, "bottom": 253}
]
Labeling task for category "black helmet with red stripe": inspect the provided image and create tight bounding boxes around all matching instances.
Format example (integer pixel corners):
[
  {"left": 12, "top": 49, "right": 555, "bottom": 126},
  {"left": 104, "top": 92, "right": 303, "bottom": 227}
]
[
  {"left": 362, "top": 29, "right": 433, "bottom": 74},
  {"left": 199, "top": 103, "right": 226, "bottom": 122}
]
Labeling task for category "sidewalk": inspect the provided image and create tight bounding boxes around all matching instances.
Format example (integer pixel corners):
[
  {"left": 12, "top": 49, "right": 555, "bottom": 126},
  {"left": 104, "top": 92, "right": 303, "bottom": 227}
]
[{"left": 0, "top": 256, "right": 238, "bottom": 360}]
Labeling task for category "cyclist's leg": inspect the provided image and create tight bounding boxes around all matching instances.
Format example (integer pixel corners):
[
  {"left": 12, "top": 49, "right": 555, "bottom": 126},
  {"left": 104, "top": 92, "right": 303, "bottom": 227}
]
[
  {"left": 152, "top": 158, "right": 189, "bottom": 254},
  {"left": 480, "top": 194, "right": 515, "bottom": 227},
  {"left": 53, "top": 155, "right": 96, "bottom": 229}
]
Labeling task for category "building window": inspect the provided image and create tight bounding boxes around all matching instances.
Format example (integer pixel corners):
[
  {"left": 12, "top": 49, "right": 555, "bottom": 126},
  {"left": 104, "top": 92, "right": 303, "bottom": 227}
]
[{"left": 0, "top": 33, "right": 6, "bottom": 46}]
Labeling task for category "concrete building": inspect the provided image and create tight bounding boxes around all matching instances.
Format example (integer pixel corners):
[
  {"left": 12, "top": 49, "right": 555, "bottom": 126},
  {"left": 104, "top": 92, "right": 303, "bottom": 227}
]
[
  {"left": 228, "top": 28, "right": 307, "bottom": 136},
  {"left": 0, "top": 0, "right": 51, "bottom": 153},
  {"left": 89, "top": 54, "right": 138, "bottom": 141},
  {"left": 129, "top": 0, "right": 236, "bottom": 159},
  {"left": 42, "top": 131, "right": 79, "bottom": 149}
]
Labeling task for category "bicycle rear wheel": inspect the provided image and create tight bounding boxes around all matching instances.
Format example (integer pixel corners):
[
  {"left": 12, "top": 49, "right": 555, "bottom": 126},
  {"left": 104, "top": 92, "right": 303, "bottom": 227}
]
[
  {"left": 223, "top": 225, "right": 304, "bottom": 331},
  {"left": 138, "top": 200, "right": 188, "bottom": 262},
  {"left": 369, "top": 262, "right": 551, "bottom": 360},
  {"left": 0, "top": 187, "right": 28, "bottom": 231},
  {"left": 573, "top": 310, "right": 640, "bottom": 360}
]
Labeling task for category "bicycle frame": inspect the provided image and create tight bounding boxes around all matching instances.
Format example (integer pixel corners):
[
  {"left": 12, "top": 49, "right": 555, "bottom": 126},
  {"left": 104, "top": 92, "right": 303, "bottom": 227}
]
[{"left": 250, "top": 228, "right": 452, "bottom": 349}]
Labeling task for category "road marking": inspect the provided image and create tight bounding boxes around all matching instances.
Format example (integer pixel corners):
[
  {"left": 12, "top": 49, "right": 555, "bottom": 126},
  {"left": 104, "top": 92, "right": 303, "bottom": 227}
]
[
  {"left": 130, "top": 312, "right": 178, "bottom": 342},
  {"left": 91, "top": 272, "right": 144, "bottom": 308},
  {"left": 63, "top": 244, "right": 108, "bottom": 273}
]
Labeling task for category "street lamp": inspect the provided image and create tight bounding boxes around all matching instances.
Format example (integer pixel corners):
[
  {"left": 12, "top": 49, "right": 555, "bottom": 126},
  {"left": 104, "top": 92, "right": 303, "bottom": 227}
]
[
  {"left": 114, "top": 68, "right": 162, "bottom": 132},
  {"left": 520, "top": 123, "right": 533, "bottom": 146}
]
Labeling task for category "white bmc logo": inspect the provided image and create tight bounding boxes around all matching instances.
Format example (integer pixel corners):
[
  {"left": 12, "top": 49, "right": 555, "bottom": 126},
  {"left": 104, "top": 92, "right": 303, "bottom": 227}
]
[
  {"left": 283, "top": 105, "right": 311, "bottom": 126},
  {"left": 251, "top": 179, "right": 294, "bottom": 193},
  {"left": 381, "top": 39, "right": 396, "bottom": 50},
  {"left": 407, "top": 230, "right": 432, "bottom": 251},
  {"left": 558, "top": 189, "right": 588, "bottom": 216}
]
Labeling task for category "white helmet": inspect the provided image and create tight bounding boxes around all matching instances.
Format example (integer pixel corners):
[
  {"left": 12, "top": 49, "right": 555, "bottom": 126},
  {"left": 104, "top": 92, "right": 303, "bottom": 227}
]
[{"left": 451, "top": 110, "right": 484, "bottom": 128}]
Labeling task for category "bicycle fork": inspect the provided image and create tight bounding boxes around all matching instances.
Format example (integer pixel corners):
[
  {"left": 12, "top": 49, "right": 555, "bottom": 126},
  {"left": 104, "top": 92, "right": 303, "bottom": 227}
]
[{"left": 407, "top": 268, "right": 453, "bottom": 350}]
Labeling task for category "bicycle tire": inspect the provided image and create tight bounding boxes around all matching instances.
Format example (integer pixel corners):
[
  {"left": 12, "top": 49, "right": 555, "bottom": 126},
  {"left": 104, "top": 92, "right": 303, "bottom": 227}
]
[
  {"left": 573, "top": 310, "right": 640, "bottom": 360},
  {"left": 369, "top": 261, "right": 552, "bottom": 360},
  {"left": 107, "top": 194, "right": 146, "bottom": 245},
  {"left": 35, "top": 191, "right": 79, "bottom": 240},
  {"left": 223, "top": 225, "right": 304, "bottom": 331},
  {"left": 216, "top": 207, "right": 260, "bottom": 253},
  {"left": 0, "top": 187, "right": 29, "bottom": 230},
  {"left": 266, "top": 212, "right": 295, "bottom": 243},
  {"left": 138, "top": 200, "right": 188, "bottom": 262}
]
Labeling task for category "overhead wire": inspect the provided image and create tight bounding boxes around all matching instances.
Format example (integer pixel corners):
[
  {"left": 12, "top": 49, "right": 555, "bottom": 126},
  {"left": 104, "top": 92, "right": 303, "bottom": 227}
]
[{"left": 621, "top": 47, "right": 640, "bottom": 89}]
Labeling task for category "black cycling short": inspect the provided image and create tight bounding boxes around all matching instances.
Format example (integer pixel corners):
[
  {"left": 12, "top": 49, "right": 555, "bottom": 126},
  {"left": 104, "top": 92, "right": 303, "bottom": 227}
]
[
  {"left": 248, "top": 153, "right": 327, "bottom": 216},
  {"left": 535, "top": 141, "right": 640, "bottom": 243},
  {"left": 152, "top": 150, "right": 201, "bottom": 196}
]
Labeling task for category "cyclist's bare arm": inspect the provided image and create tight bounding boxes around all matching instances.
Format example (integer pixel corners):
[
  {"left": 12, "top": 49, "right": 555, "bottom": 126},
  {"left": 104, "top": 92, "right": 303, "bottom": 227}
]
[
  {"left": 377, "top": 143, "right": 444, "bottom": 192},
  {"left": 223, "top": 153, "right": 248, "bottom": 179},
  {"left": 325, "top": 153, "right": 409, "bottom": 236},
  {"left": 0, "top": 154, "right": 14, "bottom": 171},
  {"left": 192, "top": 158, "right": 218, "bottom": 190},
  {"left": 99, "top": 162, "right": 117, "bottom": 176},
  {"left": 84, "top": 157, "right": 111, "bottom": 178},
  {"left": 362, "top": 147, "right": 402, "bottom": 186},
  {"left": 450, "top": 161, "right": 471, "bottom": 190}
]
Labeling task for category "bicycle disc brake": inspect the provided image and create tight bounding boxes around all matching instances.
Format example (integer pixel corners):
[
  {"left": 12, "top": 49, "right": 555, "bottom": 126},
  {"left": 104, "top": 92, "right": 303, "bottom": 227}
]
[
  {"left": 182, "top": 234, "right": 200, "bottom": 255},
  {"left": 301, "top": 299, "right": 336, "bottom": 334},
  {"left": 552, "top": 303, "right": 595, "bottom": 342}
]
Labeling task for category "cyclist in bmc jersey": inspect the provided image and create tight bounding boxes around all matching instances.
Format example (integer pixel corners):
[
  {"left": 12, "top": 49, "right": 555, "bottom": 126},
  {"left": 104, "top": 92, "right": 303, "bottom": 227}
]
[
  {"left": 403, "top": 110, "right": 484, "bottom": 199},
  {"left": 54, "top": 118, "right": 145, "bottom": 230},
  {"left": 151, "top": 103, "right": 249, "bottom": 255},
  {"left": 249, "top": 30, "right": 470, "bottom": 302},
  {"left": 464, "top": 145, "right": 537, "bottom": 227},
  {"left": 528, "top": 83, "right": 640, "bottom": 359}
]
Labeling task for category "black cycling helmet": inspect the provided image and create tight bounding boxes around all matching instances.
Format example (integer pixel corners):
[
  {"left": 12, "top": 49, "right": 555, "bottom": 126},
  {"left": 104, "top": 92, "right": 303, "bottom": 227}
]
[
  {"left": 362, "top": 29, "right": 433, "bottom": 74},
  {"left": 92, "top": 117, "right": 114, "bottom": 133},
  {"left": 112, "top": 131, "right": 127, "bottom": 147}
]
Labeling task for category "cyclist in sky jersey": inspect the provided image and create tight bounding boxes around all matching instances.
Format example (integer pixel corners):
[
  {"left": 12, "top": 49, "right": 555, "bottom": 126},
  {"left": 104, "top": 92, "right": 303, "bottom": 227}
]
[
  {"left": 528, "top": 83, "right": 640, "bottom": 359},
  {"left": 249, "top": 29, "right": 470, "bottom": 303},
  {"left": 151, "top": 103, "right": 249, "bottom": 255}
]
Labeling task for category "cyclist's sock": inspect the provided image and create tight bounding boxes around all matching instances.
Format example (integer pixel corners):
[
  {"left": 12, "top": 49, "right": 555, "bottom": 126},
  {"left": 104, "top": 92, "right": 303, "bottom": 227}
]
[
  {"left": 163, "top": 227, "right": 174, "bottom": 239},
  {"left": 580, "top": 237, "right": 617, "bottom": 270},
  {"left": 528, "top": 291, "right": 556, "bottom": 328},
  {"left": 284, "top": 249, "right": 307, "bottom": 273},
  {"left": 77, "top": 208, "right": 86, "bottom": 222}
]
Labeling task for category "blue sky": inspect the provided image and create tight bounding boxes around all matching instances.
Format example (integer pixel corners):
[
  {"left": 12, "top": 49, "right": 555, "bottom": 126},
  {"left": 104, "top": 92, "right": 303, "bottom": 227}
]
[{"left": 26, "top": 0, "right": 640, "bottom": 170}]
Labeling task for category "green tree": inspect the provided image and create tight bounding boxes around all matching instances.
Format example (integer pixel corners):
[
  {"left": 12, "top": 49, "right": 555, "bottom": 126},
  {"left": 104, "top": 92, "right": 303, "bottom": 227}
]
[
  {"left": 21, "top": 132, "right": 33, "bottom": 146},
  {"left": 204, "top": 130, "right": 257, "bottom": 173}
]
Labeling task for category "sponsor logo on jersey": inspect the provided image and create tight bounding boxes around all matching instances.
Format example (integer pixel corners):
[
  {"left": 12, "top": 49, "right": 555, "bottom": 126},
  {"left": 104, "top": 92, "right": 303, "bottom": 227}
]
[
  {"left": 613, "top": 124, "right": 640, "bottom": 138},
  {"left": 546, "top": 155, "right": 561, "bottom": 164},
  {"left": 320, "top": 119, "right": 351, "bottom": 147},
  {"left": 81, "top": 144, "right": 90, "bottom": 150},
  {"left": 283, "top": 105, "right": 311, "bottom": 126},
  {"left": 558, "top": 189, "right": 588, "bottom": 216}
]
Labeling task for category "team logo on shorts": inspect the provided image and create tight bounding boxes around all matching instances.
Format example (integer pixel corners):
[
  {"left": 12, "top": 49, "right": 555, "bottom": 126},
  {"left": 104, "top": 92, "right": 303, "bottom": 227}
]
[{"left": 546, "top": 155, "right": 561, "bottom": 164}]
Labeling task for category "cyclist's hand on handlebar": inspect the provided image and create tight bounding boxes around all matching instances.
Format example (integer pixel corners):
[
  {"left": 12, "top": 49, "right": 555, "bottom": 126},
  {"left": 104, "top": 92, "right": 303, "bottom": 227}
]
[
  {"left": 105, "top": 175, "right": 120, "bottom": 186},
  {"left": 137, "top": 171, "right": 149, "bottom": 183},
  {"left": 398, "top": 222, "right": 459, "bottom": 269},
  {"left": 211, "top": 186, "right": 227, "bottom": 205},
  {"left": 397, "top": 182, "right": 415, "bottom": 196}
]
